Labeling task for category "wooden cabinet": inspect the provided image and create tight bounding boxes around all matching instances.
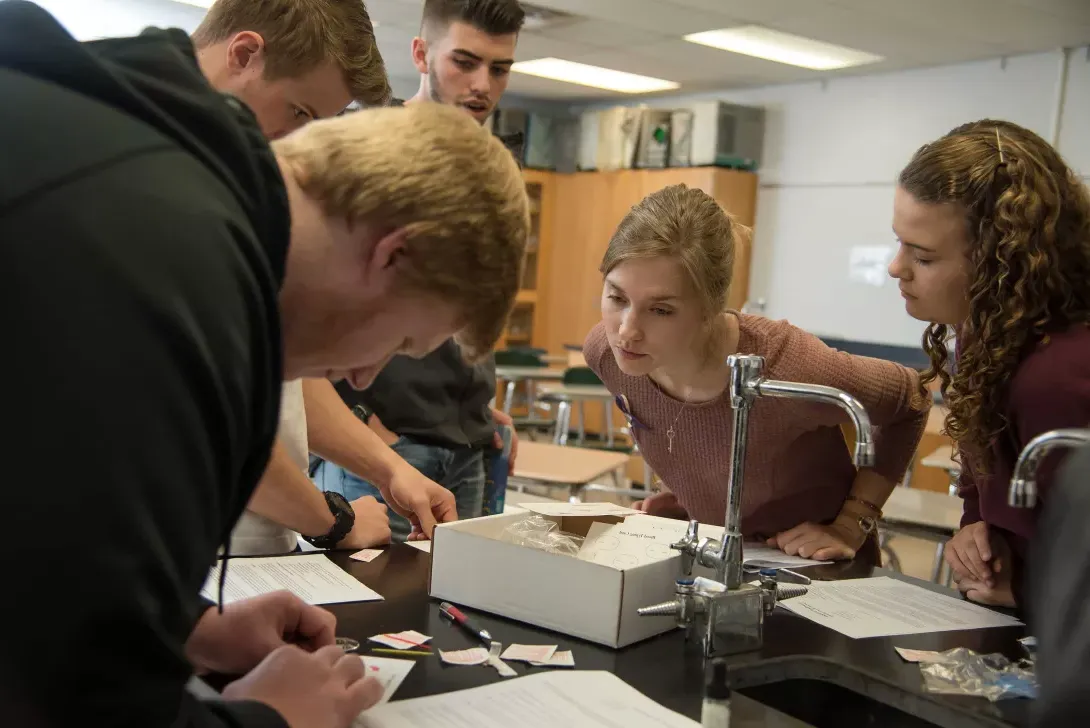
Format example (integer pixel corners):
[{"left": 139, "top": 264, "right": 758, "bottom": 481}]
[
  {"left": 500, "top": 170, "right": 555, "bottom": 350},
  {"left": 540, "top": 167, "right": 758, "bottom": 356}
]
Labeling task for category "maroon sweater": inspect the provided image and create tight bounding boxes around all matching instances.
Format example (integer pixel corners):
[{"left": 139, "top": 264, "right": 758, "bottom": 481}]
[
  {"left": 584, "top": 315, "right": 929, "bottom": 536},
  {"left": 956, "top": 325, "right": 1090, "bottom": 587}
]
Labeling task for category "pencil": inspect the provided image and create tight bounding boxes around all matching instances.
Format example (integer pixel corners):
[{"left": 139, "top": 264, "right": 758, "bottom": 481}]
[{"left": 371, "top": 648, "right": 431, "bottom": 657}]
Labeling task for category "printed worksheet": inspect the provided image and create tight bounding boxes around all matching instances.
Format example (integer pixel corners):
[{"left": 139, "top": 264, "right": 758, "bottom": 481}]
[
  {"left": 778, "top": 576, "right": 1023, "bottom": 638},
  {"left": 201, "top": 554, "right": 383, "bottom": 605},
  {"left": 577, "top": 521, "right": 677, "bottom": 569},
  {"left": 618, "top": 516, "right": 829, "bottom": 569},
  {"left": 355, "top": 671, "right": 699, "bottom": 728}
]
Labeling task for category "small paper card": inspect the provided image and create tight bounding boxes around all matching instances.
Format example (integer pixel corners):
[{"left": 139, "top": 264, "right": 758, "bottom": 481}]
[
  {"left": 359, "top": 656, "right": 415, "bottom": 705},
  {"left": 350, "top": 549, "right": 384, "bottom": 563},
  {"left": 895, "top": 647, "right": 949, "bottom": 663},
  {"left": 369, "top": 630, "right": 432, "bottom": 650},
  {"left": 439, "top": 647, "right": 490, "bottom": 666},
  {"left": 530, "top": 650, "right": 575, "bottom": 668},
  {"left": 500, "top": 644, "right": 558, "bottom": 663}
]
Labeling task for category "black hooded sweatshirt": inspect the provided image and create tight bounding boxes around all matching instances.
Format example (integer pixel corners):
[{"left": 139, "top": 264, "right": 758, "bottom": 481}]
[{"left": 0, "top": 2, "right": 288, "bottom": 726}]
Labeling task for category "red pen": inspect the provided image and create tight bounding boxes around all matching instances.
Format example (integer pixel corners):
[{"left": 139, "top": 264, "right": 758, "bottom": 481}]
[{"left": 439, "top": 601, "right": 492, "bottom": 646}]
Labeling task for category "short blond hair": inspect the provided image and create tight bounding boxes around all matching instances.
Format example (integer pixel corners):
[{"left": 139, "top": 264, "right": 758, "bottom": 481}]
[
  {"left": 274, "top": 103, "right": 530, "bottom": 358},
  {"left": 192, "top": 0, "right": 390, "bottom": 106},
  {"left": 601, "top": 184, "right": 740, "bottom": 320}
]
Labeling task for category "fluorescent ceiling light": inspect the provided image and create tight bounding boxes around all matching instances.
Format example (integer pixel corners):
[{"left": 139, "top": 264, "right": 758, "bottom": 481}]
[
  {"left": 511, "top": 58, "right": 679, "bottom": 94},
  {"left": 684, "top": 26, "right": 883, "bottom": 70}
]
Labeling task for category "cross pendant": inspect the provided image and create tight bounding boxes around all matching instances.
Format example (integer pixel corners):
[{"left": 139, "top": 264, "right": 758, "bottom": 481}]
[{"left": 667, "top": 426, "right": 675, "bottom": 453}]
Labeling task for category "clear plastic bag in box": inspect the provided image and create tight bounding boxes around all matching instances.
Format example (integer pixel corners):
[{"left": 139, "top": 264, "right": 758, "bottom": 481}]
[{"left": 499, "top": 514, "right": 584, "bottom": 557}]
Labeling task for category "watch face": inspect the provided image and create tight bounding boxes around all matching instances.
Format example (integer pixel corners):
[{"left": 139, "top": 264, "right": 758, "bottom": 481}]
[
  {"left": 859, "top": 516, "right": 877, "bottom": 533},
  {"left": 326, "top": 490, "right": 351, "bottom": 514}
]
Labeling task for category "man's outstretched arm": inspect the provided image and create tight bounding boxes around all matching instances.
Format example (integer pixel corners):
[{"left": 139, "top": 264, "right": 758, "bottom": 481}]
[
  {"left": 302, "top": 378, "right": 457, "bottom": 537},
  {"left": 244, "top": 441, "right": 393, "bottom": 548}
]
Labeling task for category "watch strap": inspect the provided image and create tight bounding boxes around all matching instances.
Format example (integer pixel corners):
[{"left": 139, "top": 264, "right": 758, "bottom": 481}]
[
  {"left": 352, "top": 403, "right": 375, "bottom": 425},
  {"left": 303, "top": 491, "right": 356, "bottom": 550}
]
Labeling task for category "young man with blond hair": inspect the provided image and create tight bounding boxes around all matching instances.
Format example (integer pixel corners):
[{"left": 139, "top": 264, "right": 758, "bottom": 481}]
[
  {"left": 0, "top": 4, "right": 528, "bottom": 728},
  {"left": 180, "top": 0, "right": 461, "bottom": 559}
]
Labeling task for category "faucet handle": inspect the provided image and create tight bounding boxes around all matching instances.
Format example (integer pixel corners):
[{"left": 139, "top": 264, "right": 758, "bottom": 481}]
[{"left": 671, "top": 520, "right": 700, "bottom": 575}]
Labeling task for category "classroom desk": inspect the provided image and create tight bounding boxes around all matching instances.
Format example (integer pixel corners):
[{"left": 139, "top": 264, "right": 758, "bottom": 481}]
[
  {"left": 534, "top": 383, "right": 617, "bottom": 446},
  {"left": 300, "top": 546, "right": 1029, "bottom": 728},
  {"left": 511, "top": 441, "right": 636, "bottom": 502},
  {"left": 495, "top": 366, "right": 566, "bottom": 416},
  {"left": 882, "top": 486, "right": 964, "bottom": 583}
]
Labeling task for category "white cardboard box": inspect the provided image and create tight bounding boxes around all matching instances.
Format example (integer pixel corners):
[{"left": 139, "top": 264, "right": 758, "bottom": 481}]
[{"left": 428, "top": 510, "right": 691, "bottom": 649}]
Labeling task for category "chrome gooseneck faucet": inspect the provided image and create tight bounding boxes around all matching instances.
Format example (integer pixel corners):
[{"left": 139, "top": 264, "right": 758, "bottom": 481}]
[
  {"left": 637, "top": 354, "right": 876, "bottom": 658},
  {"left": 679, "top": 354, "right": 876, "bottom": 589},
  {"left": 1009, "top": 428, "right": 1090, "bottom": 508}
]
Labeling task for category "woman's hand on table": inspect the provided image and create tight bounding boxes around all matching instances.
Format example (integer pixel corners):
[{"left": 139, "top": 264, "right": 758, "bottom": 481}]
[
  {"left": 631, "top": 491, "right": 689, "bottom": 519},
  {"left": 223, "top": 644, "right": 382, "bottom": 728},
  {"left": 953, "top": 529, "right": 1016, "bottom": 607},
  {"left": 186, "top": 591, "right": 336, "bottom": 675},
  {"left": 944, "top": 521, "right": 997, "bottom": 585},
  {"left": 767, "top": 519, "right": 862, "bottom": 561}
]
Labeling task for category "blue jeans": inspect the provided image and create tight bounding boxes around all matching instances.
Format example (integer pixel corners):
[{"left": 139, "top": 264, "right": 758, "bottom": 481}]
[{"left": 312, "top": 437, "right": 486, "bottom": 542}]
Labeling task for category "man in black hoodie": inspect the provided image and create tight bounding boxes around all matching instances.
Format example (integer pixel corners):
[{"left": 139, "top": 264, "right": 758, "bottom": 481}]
[{"left": 0, "top": 2, "right": 529, "bottom": 727}]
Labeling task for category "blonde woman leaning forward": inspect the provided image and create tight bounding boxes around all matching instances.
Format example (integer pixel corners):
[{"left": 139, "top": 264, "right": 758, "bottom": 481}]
[{"left": 584, "top": 185, "right": 931, "bottom": 562}]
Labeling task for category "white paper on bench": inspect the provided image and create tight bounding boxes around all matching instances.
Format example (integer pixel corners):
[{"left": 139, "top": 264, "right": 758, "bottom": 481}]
[
  {"left": 355, "top": 670, "right": 699, "bottom": 727},
  {"left": 201, "top": 554, "right": 382, "bottom": 605},
  {"left": 778, "top": 576, "right": 1023, "bottom": 638},
  {"left": 522, "top": 502, "right": 643, "bottom": 518},
  {"left": 618, "top": 516, "right": 829, "bottom": 569}
]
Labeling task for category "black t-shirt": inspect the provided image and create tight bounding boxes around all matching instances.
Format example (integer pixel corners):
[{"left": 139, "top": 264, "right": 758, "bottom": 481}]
[
  {"left": 338, "top": 342, "right": 498, "bottom": 448},
  {"left": 0, "top": 3, "right": 287, "bottom": 726}
]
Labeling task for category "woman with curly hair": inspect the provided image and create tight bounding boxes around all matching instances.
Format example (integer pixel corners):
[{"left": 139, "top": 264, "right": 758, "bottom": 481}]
[{"left": 889, "top": 119, "right": 1090, "bottom": 608}]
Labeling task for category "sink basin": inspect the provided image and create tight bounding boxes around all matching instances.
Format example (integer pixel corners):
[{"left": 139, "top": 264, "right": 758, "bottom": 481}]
[
  {"left": 726, "top": 655, "right": 1025, "bottom": 728},
  {"left": 739, "top": 678, "right": 936, "bottom": 728}
]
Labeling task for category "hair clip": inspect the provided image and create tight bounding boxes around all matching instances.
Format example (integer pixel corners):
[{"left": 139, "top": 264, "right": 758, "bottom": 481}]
[
  {"left": 615, "top": 394, "right": 649, "bottom": 432},
  {"left": 995, "top": 127, "right": 1005, "bottom": 164}
]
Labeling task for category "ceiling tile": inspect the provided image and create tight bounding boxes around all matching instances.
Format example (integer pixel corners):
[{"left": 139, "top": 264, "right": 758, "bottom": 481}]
[
  {"left": 365, "top": 1, "right": 425, "bottom": 29},
  {"left": 1003, "top": 0, "right": 1090, "bottom": 24},
  {"left": 532, "top": 19, "right": 666, "bottom": 49},
  {"left": 664, "top": 0, "right": 835, "bottom": 25},
  {"left": 512, "top": 33, "right": 601, "bottom": 61},
  {"left": 628, "top": 39, "right": 821, "bottom": 84},
  {"left": 523, "top": 0, "right": 740, "bottom": 35},
  {"left": 830, "top": 0, "right": 1081, "bottom": 47},
  {"left": 771, "top": 1, "right": 1004, "bottom": 64}
]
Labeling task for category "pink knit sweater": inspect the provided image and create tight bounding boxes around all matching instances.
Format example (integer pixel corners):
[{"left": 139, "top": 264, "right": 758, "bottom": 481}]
[{"left": 584, "top": 315, "right": 930, "bottom": 536}]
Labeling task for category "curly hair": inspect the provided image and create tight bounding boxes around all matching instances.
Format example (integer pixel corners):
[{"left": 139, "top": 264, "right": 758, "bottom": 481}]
[{"left": 899, "top": 119, "right": 1090, "bottom": 472}]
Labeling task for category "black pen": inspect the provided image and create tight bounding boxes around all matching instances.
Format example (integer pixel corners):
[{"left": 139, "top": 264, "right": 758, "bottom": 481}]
[{"left": 440, "top": 601, "right": 492, "bottom": 646}]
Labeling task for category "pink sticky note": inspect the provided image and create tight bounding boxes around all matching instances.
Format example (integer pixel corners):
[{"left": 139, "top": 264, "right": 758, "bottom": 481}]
[{"left": 350, "top": 549, "right": 384, "bottom": 563}]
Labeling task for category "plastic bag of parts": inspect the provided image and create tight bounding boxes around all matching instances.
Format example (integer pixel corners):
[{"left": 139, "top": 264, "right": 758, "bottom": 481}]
[
  {"left": 918, "top": 647, "right": 1037, "bottom": 701},
  {"left": 499, "top": 515, "right": 584, "bottom": 557}
]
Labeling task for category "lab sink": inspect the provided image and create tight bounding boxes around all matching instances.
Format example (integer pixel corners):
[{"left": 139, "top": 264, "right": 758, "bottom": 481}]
[
  {"left": 739, "top": 679, "right": 936, "bottom": 728},
  {"left": 726, "top": 655, "right": 1023, "bottom": 728}
]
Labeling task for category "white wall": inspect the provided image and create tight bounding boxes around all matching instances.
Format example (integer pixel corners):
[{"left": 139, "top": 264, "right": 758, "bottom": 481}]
[
  {"left": 573, "top": 49, "right": 1090, "bottom": 348},
  {"left": 31, "top": 0, "right": 205, "bottom": 39}
]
